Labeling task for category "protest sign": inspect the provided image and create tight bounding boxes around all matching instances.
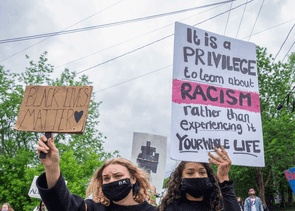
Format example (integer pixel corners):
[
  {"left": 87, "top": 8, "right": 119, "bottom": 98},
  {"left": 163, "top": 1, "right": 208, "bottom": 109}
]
[
  {"left": 14, "top": 86, "right": 93, "bottom": 134},
  {"left": 171, "top": 22, "right": 264, "bottom": 167},
  {"left": 29, "top": 176, "right": 67, "bottom": 198},
  {"left": 284, "top": 167, "right": 295, "bottom": 194},
  {"left": 28, "top": 176, "right": 41, "bottom": 199},
  {"left": 131, "top": 132, "right": 167, "bottom": 193}
]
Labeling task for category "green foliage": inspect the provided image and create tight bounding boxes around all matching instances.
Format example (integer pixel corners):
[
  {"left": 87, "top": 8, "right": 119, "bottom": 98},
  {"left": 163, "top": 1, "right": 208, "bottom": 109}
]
[
  {"left": 230, "top": 47, "right": 295, "bottom": 205},
  {"left": 151, "top": 194, "right": 157, "bottom": 206},
  {"left": 0, "top": 52, "right": 119, "bottom": 210},
  {"left": 162, "top": 177, "right": 169, "bottom": 188},
  {"left": 59, "top": 148, "right": 109, "bottom": 198},
  {"left": 0, "top": 149, "right": 41, "bottom": 210}
]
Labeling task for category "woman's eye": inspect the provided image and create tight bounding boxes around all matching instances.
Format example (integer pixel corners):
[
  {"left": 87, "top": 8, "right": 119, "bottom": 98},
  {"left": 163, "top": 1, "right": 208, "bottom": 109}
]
[
  {"left": 187, "top": 172, "right": 193, "bottom": 175},
  {"left": 116, "top": 175, "right": 121, "bottom": 178},
  {"left": 201, "top": 171, "right": 206, "bottom": 175},
  {"left": 104, "top": 178, "right": 109, "bottom": 181}
]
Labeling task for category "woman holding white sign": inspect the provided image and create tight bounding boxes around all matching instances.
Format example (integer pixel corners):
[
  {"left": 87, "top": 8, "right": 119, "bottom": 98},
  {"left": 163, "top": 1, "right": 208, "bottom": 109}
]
[
  {"left": 158, "top": 145, "right": 240, "bottom": 211},
  {"left": 36, "top": 134, "right": 156, "bottom": 211}
]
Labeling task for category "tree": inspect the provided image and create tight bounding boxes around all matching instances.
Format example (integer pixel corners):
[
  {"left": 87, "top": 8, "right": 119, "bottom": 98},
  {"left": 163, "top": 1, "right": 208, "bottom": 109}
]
[
  {"left": 230, "top": 47, "right": 295, "bottom": 207},
  {"left": 0, "top": 52, "right": 119, "bottom": 210}
]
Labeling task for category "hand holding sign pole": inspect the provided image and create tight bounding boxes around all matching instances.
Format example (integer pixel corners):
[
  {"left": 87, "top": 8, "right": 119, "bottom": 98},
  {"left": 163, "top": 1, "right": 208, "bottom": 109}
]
[{"left": 39, "top": 132, "right": 52, "bottom": 159}]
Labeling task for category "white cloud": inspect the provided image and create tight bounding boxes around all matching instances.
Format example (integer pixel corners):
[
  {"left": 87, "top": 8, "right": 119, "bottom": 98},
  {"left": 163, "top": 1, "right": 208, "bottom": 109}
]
[{"left": 1, "top": 0, "right": 295, "bottom": 176}]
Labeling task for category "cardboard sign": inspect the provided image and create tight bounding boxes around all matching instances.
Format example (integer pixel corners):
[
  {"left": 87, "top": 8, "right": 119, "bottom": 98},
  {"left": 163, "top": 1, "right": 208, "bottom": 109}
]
[
  {"left": 14, "top": 86, "right": 93, "bottom": 134},
  {"left": 171, "top": 22, "right": 264, "bottom": 167},
  {"left": 284, "top": 167, "right": 295, "bottom": 194},
  {"left": 29, "top": 176, "right": 67, "bottom": 199},
  {"left": 131, "top": 132, "right": 167, "bottom": 193}
]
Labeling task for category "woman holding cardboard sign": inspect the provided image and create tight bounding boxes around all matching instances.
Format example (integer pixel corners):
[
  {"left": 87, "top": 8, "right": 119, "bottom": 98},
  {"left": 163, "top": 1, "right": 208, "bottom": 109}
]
[
  {"left": 158, "top": 146, "right": 240, "bottom": 211},
  {"left": 36, "top": 134, "right": 156, "bottom": 211}
]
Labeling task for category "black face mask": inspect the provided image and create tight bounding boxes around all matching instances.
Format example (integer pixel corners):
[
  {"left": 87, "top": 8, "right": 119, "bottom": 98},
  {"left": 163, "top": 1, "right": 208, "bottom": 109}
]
[
  {"left": 102, "top": 177, "right": 132, "bottom": 201},
  {"left": 181, "top": 177, "right": 213, "bottom": 199}
]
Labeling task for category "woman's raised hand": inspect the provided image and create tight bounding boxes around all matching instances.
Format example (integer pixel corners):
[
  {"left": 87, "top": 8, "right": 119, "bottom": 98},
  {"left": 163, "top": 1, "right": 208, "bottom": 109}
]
[
  {"left": 37, "top": 133, "right": 60, "bottom": 168},
  {"left": 208, "top": 145, "right": 232, "bottom": 183}
]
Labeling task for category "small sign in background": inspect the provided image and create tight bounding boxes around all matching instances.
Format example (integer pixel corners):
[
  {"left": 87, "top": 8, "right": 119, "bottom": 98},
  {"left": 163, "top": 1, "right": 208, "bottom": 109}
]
[{"left": 284, "top": 167, "right": 295, "bottom": 195}]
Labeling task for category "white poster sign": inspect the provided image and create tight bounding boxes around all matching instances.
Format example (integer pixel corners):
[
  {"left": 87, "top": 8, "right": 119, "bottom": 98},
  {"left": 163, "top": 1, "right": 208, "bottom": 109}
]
[
  {"left": 28, "top": 175, "right": 67, "bottom": 199},
  {"left": 171, "top": 22, "right": 264, "bottom": 167},
  {"left": 131, "top": 132, "right": 167, "bottom": 193},
  {"left": 28, "top": 176, "right": 41, "bottom": 199}
]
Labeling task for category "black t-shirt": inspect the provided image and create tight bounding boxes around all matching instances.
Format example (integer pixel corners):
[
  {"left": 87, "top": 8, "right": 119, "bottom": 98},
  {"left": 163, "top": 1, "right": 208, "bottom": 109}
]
[
  {"left": 162, "top": 181, "right": 240, "bottom": 211},
  {"left": 85, "top": 200, "right": 156, "bottom": 211},
  {"left": 36, "top": 171, "right": 156, "bottom": 211},
  {"left": 164, "top": 197, "right": 209, "bottom": 211}
]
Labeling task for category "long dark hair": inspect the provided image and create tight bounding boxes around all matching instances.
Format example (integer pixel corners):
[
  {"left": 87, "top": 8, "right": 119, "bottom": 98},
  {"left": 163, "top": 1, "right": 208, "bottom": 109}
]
[{"left": 158, "top": 162, "right": 223, "bottom": 211}]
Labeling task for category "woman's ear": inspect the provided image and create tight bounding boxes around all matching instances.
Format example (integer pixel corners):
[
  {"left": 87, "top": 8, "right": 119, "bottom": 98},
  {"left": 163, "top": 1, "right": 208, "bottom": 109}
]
[{"left": 131, "top": 176, "right": 136, "bottom": 185}]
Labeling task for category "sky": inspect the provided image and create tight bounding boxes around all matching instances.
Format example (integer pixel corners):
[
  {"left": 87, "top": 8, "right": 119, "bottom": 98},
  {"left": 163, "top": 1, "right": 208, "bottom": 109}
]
[{"left": 1, "top": 0, "right": 295, "bottom": 178}]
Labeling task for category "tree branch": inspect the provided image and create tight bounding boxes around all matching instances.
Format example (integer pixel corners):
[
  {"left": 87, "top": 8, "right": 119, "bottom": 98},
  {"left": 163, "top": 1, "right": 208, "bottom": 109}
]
[
  {"left": 24, "top": 137, "right": 28, "bottom": 150},
  {"left": 256, "top": 182, "right": 259, "bottom": 190},
  {"left": 264, "top": 170, "right": 272, "bottom": 188},
  {"left": 35, "top": 133, "right": 39, "bottom": 142},
  {"left": 1, "top": 117, "right": 4, "bottom": 143},
  {"left": 7, "top": 119, "right": 11, "bottom": 138}
]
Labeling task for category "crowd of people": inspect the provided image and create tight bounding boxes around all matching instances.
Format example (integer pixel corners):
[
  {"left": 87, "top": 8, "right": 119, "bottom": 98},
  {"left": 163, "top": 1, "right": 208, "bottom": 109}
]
[
  {"left": 35, "top": 134, "right": 241, "bottom": 211},
  {"left": 2, "top": 134, "right": 271, "bottom": 211}
]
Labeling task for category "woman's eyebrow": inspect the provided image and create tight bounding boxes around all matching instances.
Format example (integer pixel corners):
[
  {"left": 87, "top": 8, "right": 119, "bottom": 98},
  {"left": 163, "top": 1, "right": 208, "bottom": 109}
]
[
  {"left": 103, "top": 172, "right": 123, "bottom": 177},
  {"left": 185, "top": 167, "right": 206, "bottom": 171},
  {"left": 112, "top": 172, "right": 123, "bottom": 175}
]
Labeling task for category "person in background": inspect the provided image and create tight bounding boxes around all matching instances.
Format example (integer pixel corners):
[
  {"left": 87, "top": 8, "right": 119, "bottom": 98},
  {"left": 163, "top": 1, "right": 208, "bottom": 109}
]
[
  {"left": 37, "top": 200, "right": 48, "bottom": 211},
  {"left": 33, "top": 200, "right": 48, "bottom": 211},
  {"left": 36, "top": 134, "right": 157, "bottom": 211},
  {"left": 263, "top": 204, "right": 269, "bottom": 211},
  {"left": 158, "top": 145, "right": 240, "bottom": 211},
  {"left": 237, "top": 197, "right": 244, "bottom": 211},
  {"left": 0, "top": 202, "right": 14, "bottom": 211},
  {"left": 244, "top": 189, "right": 263, "bottom": 211}
]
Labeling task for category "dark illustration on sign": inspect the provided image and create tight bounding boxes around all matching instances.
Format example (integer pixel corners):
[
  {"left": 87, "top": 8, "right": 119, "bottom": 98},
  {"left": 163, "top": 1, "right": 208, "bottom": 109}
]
[
  {"left": 74, "top": 111, "right": 84, "bottom": 123},
  {"left": 137, "top": 141, "right": 159, "bottom": 174}
]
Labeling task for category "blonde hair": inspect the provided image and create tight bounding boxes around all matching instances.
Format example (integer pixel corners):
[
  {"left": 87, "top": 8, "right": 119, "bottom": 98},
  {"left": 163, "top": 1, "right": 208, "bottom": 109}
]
[
  {"left": 1, "top": 202, "right": 14, "bottom": 211},
  {"left": 86, "top": 158, "right": 154, "bottom": 206}
]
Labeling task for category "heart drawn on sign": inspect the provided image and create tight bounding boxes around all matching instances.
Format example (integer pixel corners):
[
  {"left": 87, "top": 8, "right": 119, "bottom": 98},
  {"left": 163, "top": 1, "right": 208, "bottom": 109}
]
[{"left": 74, "top": 111, "right": 84, "bottom": 123}]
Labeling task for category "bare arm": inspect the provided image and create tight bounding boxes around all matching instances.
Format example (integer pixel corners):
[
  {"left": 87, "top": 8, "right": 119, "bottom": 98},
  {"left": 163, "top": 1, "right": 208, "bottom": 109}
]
[{"left": 45, "top": 162, "right": 60, "bottom": 188}]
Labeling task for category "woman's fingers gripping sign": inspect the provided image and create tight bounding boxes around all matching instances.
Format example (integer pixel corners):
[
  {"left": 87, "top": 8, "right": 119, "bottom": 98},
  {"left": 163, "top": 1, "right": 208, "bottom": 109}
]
[{"left": 37, "top": 133, "right": 60, "bottom": 168}]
